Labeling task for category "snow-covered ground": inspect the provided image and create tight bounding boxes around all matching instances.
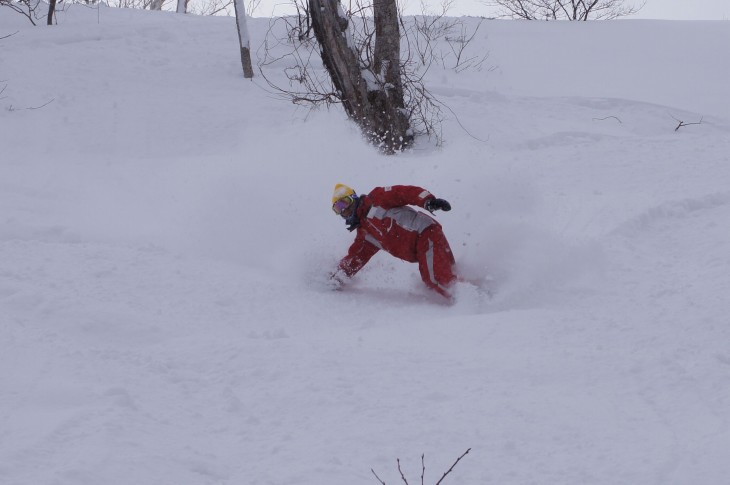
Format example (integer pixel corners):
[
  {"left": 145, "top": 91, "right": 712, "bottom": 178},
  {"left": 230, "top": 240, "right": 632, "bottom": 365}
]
[{"left": 2, "top": 5, "right": 730, "bottom": 484}]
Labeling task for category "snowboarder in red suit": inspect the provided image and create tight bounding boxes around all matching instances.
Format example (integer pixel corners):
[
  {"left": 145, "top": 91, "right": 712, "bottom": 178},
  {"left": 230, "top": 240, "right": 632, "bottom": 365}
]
[{"left": 330, "top": 183, "right": 457, "bottom": 299}]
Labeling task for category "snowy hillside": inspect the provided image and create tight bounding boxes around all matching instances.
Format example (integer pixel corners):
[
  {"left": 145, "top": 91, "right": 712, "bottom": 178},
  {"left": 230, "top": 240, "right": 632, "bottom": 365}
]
[{"left": 2, "top": 5, "right": 730, "bottom": 484}]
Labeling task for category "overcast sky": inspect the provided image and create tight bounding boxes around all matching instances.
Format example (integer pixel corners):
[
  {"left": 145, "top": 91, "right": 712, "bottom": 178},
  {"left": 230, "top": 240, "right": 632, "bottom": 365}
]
[
  {"left": 633, "top": 0, "right": 729, "bottom": 20},
  {"left": 254, "top": 0, "right": 730, "bottom": 19},
  {"left": 453, "top": 0, "right": 729, "bottom": 19}
]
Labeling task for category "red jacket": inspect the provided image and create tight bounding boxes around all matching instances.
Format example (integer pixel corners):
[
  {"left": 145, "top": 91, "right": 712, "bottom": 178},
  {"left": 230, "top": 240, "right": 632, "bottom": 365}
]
[{"left": 339, "top": 185, "right": 439, "bottom": 276}]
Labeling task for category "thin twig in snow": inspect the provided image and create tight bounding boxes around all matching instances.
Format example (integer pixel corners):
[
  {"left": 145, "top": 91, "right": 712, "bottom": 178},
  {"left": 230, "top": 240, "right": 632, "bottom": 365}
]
[
  {"left": 434, "top": 448, "right": 471, "bottom": 485},
  {"left": 397, "top": 458, "right": 410, "bottom": 485},
  {"left": 671, "top": 114, "right": 703, "bottom": 131},
  {"left": 7, "top": 98, "right": 55, "bottom": 111},
  {"left": 592, "top": 115, "right": 622, "bottom": 123},
  {"left": 371, "top": 468, "right": 386, "bottom": 485},
  {"left": 420, "top": 454, "right": 425, "bottom": 485}
]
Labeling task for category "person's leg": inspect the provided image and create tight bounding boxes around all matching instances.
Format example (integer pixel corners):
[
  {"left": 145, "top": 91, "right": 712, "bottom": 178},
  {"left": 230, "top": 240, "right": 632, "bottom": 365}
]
[{"left": 417, "top": 226, "right": 456, "bottom": 298}]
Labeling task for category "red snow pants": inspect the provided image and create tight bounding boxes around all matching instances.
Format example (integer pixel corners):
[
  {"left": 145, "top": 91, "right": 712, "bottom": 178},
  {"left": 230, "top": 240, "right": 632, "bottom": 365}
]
[{"left": 416, "top": 225, "right": 456, "bottom": 298}]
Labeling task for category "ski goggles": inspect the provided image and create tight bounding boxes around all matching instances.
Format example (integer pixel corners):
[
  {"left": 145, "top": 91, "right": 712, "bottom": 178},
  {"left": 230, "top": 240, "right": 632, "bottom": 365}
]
[{"left": 332, "top": 195, "right": 356, "bottom": 215}]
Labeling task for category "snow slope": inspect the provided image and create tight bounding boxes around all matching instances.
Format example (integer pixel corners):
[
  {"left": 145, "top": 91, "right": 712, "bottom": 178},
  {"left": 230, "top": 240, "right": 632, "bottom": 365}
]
[{"left": 2, "top": 6, "right": 730, "bottom": 484}]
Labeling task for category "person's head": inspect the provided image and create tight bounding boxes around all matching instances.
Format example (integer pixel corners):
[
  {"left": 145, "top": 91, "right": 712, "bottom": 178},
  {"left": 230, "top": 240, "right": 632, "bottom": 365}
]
[{"left": 332, "top": 183, "right": 358, "bottom": 219}]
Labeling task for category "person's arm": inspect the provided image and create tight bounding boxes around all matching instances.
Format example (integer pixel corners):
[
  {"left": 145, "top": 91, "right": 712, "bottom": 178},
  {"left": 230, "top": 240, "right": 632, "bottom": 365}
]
[
  {"left": 369, "top": 185, "right": 451, "bottom": 213},
  {"left": 337, "top": 231, "right": 380, "bottom": 277},
  {"left": 368, "top": 185, "right": 435, "bottom": 210}
]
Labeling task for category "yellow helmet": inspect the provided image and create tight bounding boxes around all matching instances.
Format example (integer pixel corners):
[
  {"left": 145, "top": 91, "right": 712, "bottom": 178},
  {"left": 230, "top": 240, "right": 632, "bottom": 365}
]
[{"left": 332, "top": 183, "right": 356, "bottom": 204}]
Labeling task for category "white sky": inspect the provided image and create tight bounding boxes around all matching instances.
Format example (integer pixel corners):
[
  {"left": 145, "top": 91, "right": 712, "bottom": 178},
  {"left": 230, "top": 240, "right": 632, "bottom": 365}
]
[
  {"left": 252, "top": 0, "right": 730, "bottom": 20},
  {"left": 633, "top": 0, "right": 729, "bottom": 20}
]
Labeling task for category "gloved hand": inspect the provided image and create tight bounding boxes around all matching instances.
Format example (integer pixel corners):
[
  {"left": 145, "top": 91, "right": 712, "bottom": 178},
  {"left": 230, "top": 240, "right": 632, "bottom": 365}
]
[{"left": 425, "top": 198, "right": 451, "bottom": 213}]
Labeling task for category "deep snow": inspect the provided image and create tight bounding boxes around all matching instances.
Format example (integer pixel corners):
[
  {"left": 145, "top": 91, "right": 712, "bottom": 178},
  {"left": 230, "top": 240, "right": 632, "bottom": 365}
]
[{"left": 1, "top": 5, "right": 730, "bottom": 485}]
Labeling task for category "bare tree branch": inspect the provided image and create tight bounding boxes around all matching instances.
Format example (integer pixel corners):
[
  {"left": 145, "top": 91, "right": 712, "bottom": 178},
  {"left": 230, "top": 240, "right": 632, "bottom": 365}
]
[
  {"left": 371, "top": 468, "right": 387, "bottom": 485},
  {"left": 420, "top": 454, "right": 425, "bottom": 485},
  {"left": 7, "top": 98, "right": 55, "bottom": 111},
  {"left": 434, "top": 448, "right": 471, "bottom": 485},
  {"left": 1, "top": 0, "right": 41, "bottom": 25},
  {"left": 671, "top": 114, "right": 703, "bottom": 131},
  {"left": 592, "top": 115, "right": 622, "bottom": 123},
  {"left": 397, "top": 458, "right": 410, "bottom": 485},
  {"left": 481, "top": 0, "right": 645, "bottom": 20},
  {"left": 372, "top": 449, "right": 471, "bottom": 485}
]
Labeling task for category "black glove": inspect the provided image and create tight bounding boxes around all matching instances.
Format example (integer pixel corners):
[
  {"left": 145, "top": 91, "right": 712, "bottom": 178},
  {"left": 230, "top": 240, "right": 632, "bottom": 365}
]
[{"left": 425, "top": 198, "right": 451, "bottom": 213}]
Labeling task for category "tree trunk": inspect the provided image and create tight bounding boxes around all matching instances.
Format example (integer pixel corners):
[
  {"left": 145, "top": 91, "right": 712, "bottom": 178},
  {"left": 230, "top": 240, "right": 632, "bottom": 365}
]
[
  {"left": 233, "top": 0, "right": 254, "bottom": 79},
  {"left": 309, "top": 0, "right": 412, "bottom": 153},
  {"left": 176, "top": 0, "right": 187, "bottom": 14},
  {"left": 370, "top": 0, "right": 410, "bottom": 151},
  {"left": 46, "top": 0, "right": 56, "bottom": 25}
]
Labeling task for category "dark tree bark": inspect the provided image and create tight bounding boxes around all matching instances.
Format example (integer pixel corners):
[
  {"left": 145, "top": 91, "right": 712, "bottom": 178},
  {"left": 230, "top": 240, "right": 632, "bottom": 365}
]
[
  {"left": 309, "top": 0, "right": 412, "bottom": 153},
  {"left": 370, "top": 0, "right": 410, "bottom": 149},
  {"left": 47, "top": 0, "right": 57, "bottom": 25},
  {"left": 233, "top": 0, "right": 254, "bottom": 79}
]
